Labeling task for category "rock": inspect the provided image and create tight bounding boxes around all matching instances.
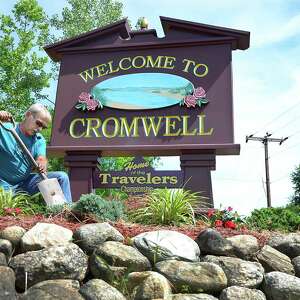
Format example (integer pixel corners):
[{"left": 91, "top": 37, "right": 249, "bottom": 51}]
[
  {"left": 262, "top": 271, "right": 300, "bottom": 300},
  {"left": 220, "top": 286, "right": 266, "bottom": 300},
  {"left": 0, "top": 266, "right": 16, "bottom": 300},
  {"left": 0, "top": 238, "right": 13, "bottom": 259},
  {"left": 19, "top": 281, "right": 84, "bottom": 300},
  {"left": 203, "top": 255, "right": 264, "bottom": 288},
  {"left": 79, "top": 279, "right": 126, "bottom": 300},
  {"left": 257, "top": 245, "right": 295, "bottom": 274},
  {"left": 168, "top": 295, "right": 218, "bottom": 300},
  {"left": 226, "top": 235, "right": 259, "bottom": 260},
  {"left": 128, "top": 271, "right": 172, "bottom": 300},
  {"left": 21, "top": 223, "right": 73, "bottom": 252},
  {"left": 23, "top": 279, "right": 80, "bottom": 290},
  {"left": 268, "top": 233, "right": 300, "bottom": 258},
  {"left": 0, "top": 252, "right": 7, "bottom": 266},
  {"left": 0, "top": 226, "right": 26, "bottom": 248},
  {"left": 73, "top": 223, "right": 124, "bottom": 254},
  {"left": 195, "top": 229, "right": 234, "bottom": 256},
  {"left": 292, "top": 256, "right": 300, "bottom": 277},
  {"left": 90, "top": 241, "right": 151, "bottom": 282},
  {"left": 133, "top": 230, "right": 200, "bottom": 263},
  {"left": 9, "top": 243, "right": 88, "bottom": 291},
  {"left": 155, "top": 260, "right": 227, "bottom": 294}
]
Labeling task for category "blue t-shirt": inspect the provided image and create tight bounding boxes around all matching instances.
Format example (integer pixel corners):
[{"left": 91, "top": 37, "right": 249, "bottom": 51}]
[{"left": 0, "top": 122, "right": 46, "bottom": 184}]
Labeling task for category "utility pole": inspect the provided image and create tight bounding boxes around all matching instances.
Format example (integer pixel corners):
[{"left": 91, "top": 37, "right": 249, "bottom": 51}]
[{"left": 246, "top": 132, "right": 288, "bottom": 207}]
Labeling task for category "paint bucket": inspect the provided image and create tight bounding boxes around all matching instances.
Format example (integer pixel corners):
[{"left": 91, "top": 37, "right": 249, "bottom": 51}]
[{"left": 37, "top": 178, "right": 67, "bottom": 206}]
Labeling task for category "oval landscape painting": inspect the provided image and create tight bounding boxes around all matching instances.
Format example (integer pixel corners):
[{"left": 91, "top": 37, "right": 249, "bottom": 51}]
[{"left": 91, "top": 73, "right": 194, "bottom": 110}]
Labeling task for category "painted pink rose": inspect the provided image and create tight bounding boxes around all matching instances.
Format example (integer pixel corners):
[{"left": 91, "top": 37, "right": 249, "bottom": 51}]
[
  {"left": 193, "top": 87, "right": 206, "bottom": 98},
  {"left": 86, "top": 98, "right": 98, "bottom": 111},
  {"left": 79, "top": 92, "right": 91, "bottom": 103},
  {"left": 184, "top": 95, "right": 197, "bottom": 107}
]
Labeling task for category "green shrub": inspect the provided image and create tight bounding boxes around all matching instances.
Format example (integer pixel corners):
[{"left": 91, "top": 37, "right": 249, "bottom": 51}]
[
  {"left": 129, "top": 188, "right": 205, "bottom": 226},
  {"left": 72, "top": 193, "right": 126, "bottom": 222},
  {"left": 246, "top": 204, "right": 300, "bottom": 232}
]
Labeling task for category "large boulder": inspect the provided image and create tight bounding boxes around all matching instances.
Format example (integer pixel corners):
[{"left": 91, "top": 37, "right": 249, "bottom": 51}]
[
  {"left": 90, "top": 241, "right": 151, "bottom": 282},
  {"left": 203, "top": 255, "right": 264, "bottom": 288},
  {"left": 0, "top": 253, "right": 7, "bottom": 266},
  {"left": 9, "top": 243, "right": 88, "bottom": 291},
  {"left": 0, "top": 238, "right": 13, "bottom": 259},
  {"left": 168, "top": 295, "right": 218, "bottom": 300},
  {"left": 220, "top": 286, "right": 266, "bottom": 300},
  {"left": 128, "top": 271, "right": 172, "bottom": 300},
  {"left": 133, "top": 230, "right": 200, "bottom": 263},
  {"left": 79, "top": 279, "right": 127, "bottom": 300},
  {"left": 19, "top": 280, "right": 84, "bottom": 300},
  {"left": 292, "top": 256, "right": 300, "bottom": 277},
  {"left": 195, "top": 229, "right": 234, "bottom": 256},
  {"left": 226, "top": 235, "right": 259, "bottom": 260},
  {"left": 0, "top": 266, "right": 16, "bottom": 300},
  {"left": 262, "top": 271, "right": 300, "bottom": 300},
  {"left": 21, "top": 223, "right": 73, "bottom": 252},
  {"left": 268, "top": 233, "right": 300, "bottom": 258},
  {"left": 73, "top": 223, "right": 124, "bottom": 254},
  {"left": 0, "top": 226, "right": 26, "bottom": 248},
  {"left": 155, "top": 260, "right": 227, "bottom": 294},
  {"left": 257, "top": 245, "right": 295, "bottom": 274}
]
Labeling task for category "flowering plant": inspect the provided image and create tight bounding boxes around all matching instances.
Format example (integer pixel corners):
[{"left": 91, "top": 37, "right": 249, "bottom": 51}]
[
  {"left": 206, "top": 206, "right": 245, "bottom": 229},
  {"left": 181, "top": 86, "right": 208, "bottom": 108},
  {"left": 4, "top": 207, "right": 22, "bottom": 216},
  {"left": 75, "top": 92, "right": 103, "bottom": 111}
]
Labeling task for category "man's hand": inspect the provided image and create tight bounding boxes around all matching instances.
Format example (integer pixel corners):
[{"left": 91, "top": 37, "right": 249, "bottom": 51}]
[
  {"left": 0, "top": 111, "right": 12, "bottom": 122},
  {"left": 36, "top": 156, "right": 48, "bottom": 174}
]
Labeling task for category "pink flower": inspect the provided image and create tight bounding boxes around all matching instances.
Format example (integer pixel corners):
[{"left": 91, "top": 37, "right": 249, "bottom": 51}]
[
  {"left": 4, "top": 207, "right": 14, "bottom": 215},
  {"left": 184, "top": 95, "right": 197, "bottom": 107},
  {"left": 14, "top": 208, "right": 22, "bottom": 215},
  {"left": 224, "top": 220, "right": 236, "bottom": 229},
  {"left": 193, "top": 87, "right": 206, "bottom": 98},
  {"left": 215, "top": 220, "right": 223, "bottom": 227},
  {"left": 78, "top": 92, "right": 92, "bottom": 103},
  {"left": 227, "top": 206, "right": 233, "bottom": 212},
  {"left": 86, "top": 98, "right": 99, "bottom": 111},
  {"left": 207, "top": 208, "right": 215, "bottom": 218}
]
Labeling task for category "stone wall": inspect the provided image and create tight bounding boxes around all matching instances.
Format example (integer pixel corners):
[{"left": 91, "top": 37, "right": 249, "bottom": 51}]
[{"left": 0, "top": 223, "right": 299, "bottom": 299}]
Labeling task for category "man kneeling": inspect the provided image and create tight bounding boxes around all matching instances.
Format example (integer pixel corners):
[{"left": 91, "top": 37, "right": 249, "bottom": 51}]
[{"left": 0, "top": 104, "right": 72, "bottom": 203}]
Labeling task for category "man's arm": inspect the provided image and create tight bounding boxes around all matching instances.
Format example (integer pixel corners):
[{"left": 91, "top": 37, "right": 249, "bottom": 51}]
[{"left": 36, "top": 155, "right": 48, "bottom": 174}]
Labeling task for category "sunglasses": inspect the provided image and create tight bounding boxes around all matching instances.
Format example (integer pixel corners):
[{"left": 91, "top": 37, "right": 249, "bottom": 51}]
[{"left": 35, "top": 119, "right": 47, "bottom": 129}]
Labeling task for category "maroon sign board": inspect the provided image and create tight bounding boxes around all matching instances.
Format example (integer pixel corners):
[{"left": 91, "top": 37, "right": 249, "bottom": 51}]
[{"left": 44, "top": 16, "right": 250, "bottom": 205}]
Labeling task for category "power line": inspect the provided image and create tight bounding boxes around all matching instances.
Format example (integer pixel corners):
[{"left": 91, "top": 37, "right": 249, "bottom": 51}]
[{"left": 245, "top": 132, "right": 288, "bottom": 207}]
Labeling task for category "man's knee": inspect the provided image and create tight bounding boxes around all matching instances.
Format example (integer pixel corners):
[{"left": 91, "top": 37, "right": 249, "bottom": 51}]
[{"left": 49, "top": 171, "right": 70, "bottom": 184}]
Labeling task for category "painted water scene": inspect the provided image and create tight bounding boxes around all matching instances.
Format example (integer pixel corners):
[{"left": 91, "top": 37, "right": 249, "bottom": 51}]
[{"left": 91, "top": 73, "right": 194, "bottom": 110}]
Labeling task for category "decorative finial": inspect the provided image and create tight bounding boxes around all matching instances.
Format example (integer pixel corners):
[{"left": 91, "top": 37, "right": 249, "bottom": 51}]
[{"left": 137, "top": 17, "right": 149, "bottom": 30}]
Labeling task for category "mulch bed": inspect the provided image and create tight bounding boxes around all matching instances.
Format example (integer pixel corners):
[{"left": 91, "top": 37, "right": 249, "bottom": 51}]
[{"left": 0, "top": 215, "right": 274, "bottom": 247}]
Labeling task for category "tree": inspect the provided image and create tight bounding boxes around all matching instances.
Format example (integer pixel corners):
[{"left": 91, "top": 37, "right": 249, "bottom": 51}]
[
  {"left": 0, "top": 0, "right": 51, "bottom": 120},
  {"left": 291, "top": 165, "right": 300, "bottom": 205},
  {"left": 51, "top": 0, "right": 124, "bottom": 40}
]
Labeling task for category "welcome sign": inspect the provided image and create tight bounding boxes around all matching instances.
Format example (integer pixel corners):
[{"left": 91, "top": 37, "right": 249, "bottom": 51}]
[{"left": 44, "top": 17, "right": 250, "bottom": 203}]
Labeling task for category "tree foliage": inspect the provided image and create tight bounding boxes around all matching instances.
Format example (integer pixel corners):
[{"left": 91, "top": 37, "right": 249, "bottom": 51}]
[
  {"left": 291, "top": 165, "right": 300, "bottom": 205},
  {"left": 0, "top": 0, "right": 51, "bottom": 120},
  {"left": 50, "top": 0, "right": 124, "bottom": 40}
]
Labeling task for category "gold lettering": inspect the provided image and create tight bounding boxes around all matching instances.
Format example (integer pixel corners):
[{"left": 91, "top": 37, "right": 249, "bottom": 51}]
[
  {"left": 198, "top": 114, "right": 214, "bottom": 135},
  {"left": 102, "top": 117, "right": 120, "bottom": 138},
  {"left": 152, "top": 176, "right": 161, "bottom": 184},
  {"left": 69, "top": 118, "right": 85, "bottom": 138},
  {"left": 194, "top": 63, "right": 209, "bottom": 77},
  {"left": 137, "top": 177, "right": 146, "bottom": 184},
  {"left": 119, "top": 57, "right": 131, "bottom": 70},
  {"left": 84, "top": 118, "right": 101, "bottom": 138},
  {"left": 99, "top": 173, "right": 110, "bottom": 184},
  {"left": 170, "top": 176, "right": 178, "bottom": 184},
  {"left": 107, "top": 60, "right": 120, "bottom": 73},
  {"left": 182, "top": 59, "right": 195, "bottom": 73},
  {"left": 182, "top": 115, "right": 197, "bottom": 136},
  {"left": 164, "top": 115, "right": 182, "bottom": 136},
  {"left": 142, "top": 116, "right": 163, "bottom": 137},
  {"left": 119, "top": 177, "right": 128, "bottom": 184},
  {"left": 95, "top": 64, "right": 108, "bottom": 77},
  {"left": 120, "top": 117, "right": 140, "bottom": 137},
  {"left": 79, "top": 68, "right": 95, "bottom": 83},
  {"left": 112, "top": 176, "right": 119, "bottom": 184},
  {"left": 145, "top": 55, "right": 163, "bottom": 68},
  {"left": 163, "top": 56, "right": 176, "bottom": 69},
  {"left": 132, "top": 56, "right": 146, "bottom": 68}
]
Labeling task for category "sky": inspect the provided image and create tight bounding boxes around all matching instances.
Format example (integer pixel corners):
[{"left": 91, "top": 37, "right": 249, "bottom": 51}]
[{"left": 1, "top": 0, "right": 300, "bottom": 216}]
